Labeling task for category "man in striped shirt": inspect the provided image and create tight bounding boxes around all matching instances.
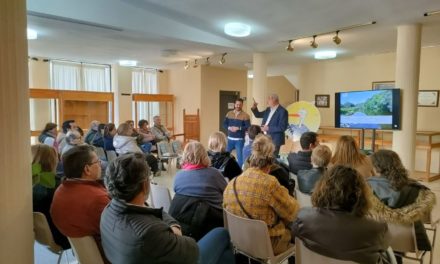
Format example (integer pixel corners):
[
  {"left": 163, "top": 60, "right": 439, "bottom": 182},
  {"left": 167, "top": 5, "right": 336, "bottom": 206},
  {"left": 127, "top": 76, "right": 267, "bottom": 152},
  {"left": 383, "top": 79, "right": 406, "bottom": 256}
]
[{"left": 223, "top": 98, "right": 250, "bottom": 167}]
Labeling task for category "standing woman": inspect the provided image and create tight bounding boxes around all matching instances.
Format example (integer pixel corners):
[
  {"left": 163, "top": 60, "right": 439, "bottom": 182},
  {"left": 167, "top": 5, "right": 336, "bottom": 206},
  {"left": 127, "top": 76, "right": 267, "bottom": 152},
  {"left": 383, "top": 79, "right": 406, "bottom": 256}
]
[
  {"left": 331, "top": 135, "right": 374, "bottom": 178},
  {"left": 39, "top": 122, "right": 58, "bottom": 149}
]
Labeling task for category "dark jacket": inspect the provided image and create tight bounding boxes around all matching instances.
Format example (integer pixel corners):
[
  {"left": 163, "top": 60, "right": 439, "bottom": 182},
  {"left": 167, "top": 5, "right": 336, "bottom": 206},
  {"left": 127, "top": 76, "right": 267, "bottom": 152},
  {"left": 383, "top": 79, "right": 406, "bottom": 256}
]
[
  {"left": 85, "top": 130, "right": 104, "bottom": 148},
  {"left": 208, "top": 151, "right": 242, "bottom": 180},
  {"left": 100, "top": 199, "right": 199, "bottom": 264},
  {"left": 296, "top": 167, "right": 325, "bottom": 194},
  {"left": 368, "top": 177, "right": 434, "bottom": 251},
  {"left": 103, "top": 135, "right": 115, "bottom": 151},
  {"left": 251, "top": 105, "right": 288, "bottom": 147},
  {"left": 169, "top": 194, "right": 223, "bottom": 241},
  {"left": 293, "top": 207, "right": 390, "bottom": 264},
  {"left": 287, "top": 150, "right": 312, "bottom": 174}
]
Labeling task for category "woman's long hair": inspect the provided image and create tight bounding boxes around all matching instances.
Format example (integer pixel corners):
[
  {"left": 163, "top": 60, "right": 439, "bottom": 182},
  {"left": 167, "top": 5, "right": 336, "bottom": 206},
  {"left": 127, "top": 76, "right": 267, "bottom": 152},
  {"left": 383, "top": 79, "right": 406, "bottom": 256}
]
[
  {"left": 331, "top": 135, "right": 366, "bottom": 167},
  {"left": 371, "top": 149, "right": 408, "bottom": 190},
  {"left": 312, "top": 165, "right": 371, "bottom": 217}
]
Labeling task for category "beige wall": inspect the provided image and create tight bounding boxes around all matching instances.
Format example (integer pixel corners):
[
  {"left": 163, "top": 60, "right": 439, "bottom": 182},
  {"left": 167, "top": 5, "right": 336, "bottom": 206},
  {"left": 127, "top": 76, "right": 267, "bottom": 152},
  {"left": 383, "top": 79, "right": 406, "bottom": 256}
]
[
  {"left": 201, "top": 66, "right": 247, "bottom": 145},
  {"left": 28, "top": 59, "right": 50, "bottom": 88},
  {"left": 247, "top": 75, "right": 297, "bottom": 114},
  {"left": 157, "top": 70, "right": 170, "bottom": 93},
  {"left": 167, "top": 65, "right": 202, "bottom": 138},
  {"left": 113, "top": 65, "right": 132, "bottom": 125}
]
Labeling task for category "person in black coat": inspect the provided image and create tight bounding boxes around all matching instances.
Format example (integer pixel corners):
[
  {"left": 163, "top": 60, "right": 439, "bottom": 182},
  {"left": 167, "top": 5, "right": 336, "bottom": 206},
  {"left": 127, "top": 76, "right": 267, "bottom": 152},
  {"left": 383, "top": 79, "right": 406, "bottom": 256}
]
[
  {"left": 297, "top": 145, "right": 332, "bottom": 194},
  {"left": 207, "top": 131, "right": 242, "bottom": 180},
  {"left": 287, "top": 131, "right": 319, "bottom": 174}
]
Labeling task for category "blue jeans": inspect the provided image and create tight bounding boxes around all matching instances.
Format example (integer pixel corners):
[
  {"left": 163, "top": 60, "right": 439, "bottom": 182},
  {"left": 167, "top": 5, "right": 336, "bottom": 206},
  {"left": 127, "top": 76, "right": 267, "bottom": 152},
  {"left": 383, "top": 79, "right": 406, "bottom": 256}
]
[
  {"left": 198, "top": 227, "right": 235, "bottom": 264},
  {"left": 226, "top": 139, "right": 244, "bottom": 167},
  {"left": 140, "top": 142, "right": 153, "bottom": 153}
]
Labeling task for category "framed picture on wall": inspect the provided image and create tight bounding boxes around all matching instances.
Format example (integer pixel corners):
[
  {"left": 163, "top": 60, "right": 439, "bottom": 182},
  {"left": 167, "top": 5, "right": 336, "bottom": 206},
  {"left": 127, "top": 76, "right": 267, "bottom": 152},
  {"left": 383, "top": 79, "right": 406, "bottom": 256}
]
[
  {"left": 315, "top": 94, "right": 330, "bottom": 108},
  {"left": 372, "top": 81, "right": 395, "bottom": 90},
  {"left": 418, "top": 90, "right": 439, "bottom": 107}
]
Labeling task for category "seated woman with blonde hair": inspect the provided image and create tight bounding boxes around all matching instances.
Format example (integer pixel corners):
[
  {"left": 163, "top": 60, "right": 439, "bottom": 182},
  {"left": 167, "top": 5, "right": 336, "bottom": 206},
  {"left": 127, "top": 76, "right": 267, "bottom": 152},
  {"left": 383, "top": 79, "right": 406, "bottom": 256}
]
[
  {"left": 223, "top": 135, "right": 299, "bottom": 256},
  {"left": 293, "top": 165, "right": 390, "bottom": 264},
  {"left": 331, "top": 135, "right": 374, "bottom": 178},
  {"left": 169, "top": 141, "right": 227, "bottom": 240},
  {"left": 207, "top": 131, "right": 242, "bottom": 180}
]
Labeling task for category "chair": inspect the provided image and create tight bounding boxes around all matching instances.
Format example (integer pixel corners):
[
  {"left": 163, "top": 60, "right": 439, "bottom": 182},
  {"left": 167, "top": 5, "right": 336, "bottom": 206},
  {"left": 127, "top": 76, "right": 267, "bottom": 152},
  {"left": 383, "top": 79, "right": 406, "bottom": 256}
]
[
  {"left": 388, "top": 222, "right": 427, "bottom": 264},
  {"left": 68, "top": 236, "right": 104, "bottom": 264},
  {"left": 171, "top": 140, "right": 183, "bottom": 155},
  {"left": 223, "top": 209, "right": 295, "bottom": 263},
  {"left": 94, "top": 147, "right": 107, "bottom": 161},
  {"left": 33, "top": 212, "right": 69, "bottom": 264},
  {"left": 105, "top": 150, "right": 117, "bottom": 162},
  {"left": 157, "top": 141, "right": 179, "bottom": 173},
  {"left": 295, "top": 189, "right": 312, "bottom": 208},
  {"left": 149, "top": 182, "right": 172, "bottom": 213},
  {"left": 423, "top": 212, "right": 439, "bottom": 264}
]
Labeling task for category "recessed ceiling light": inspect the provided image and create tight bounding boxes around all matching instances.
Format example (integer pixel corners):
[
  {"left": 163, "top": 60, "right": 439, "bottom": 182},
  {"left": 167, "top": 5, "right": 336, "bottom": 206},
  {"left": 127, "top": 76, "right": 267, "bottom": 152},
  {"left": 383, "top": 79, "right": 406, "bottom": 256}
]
[
  {"left": 119, "top": 60, "right": 137, "bottom": 67},
  {"left": 27, "top": 28, "right": 38, "bottom": 40},
  {"left": 224, "top": 22, "right": 251, "bottom": 37},
  {"left": 314, "top": 51, "right": 337, "bottom": 60}
]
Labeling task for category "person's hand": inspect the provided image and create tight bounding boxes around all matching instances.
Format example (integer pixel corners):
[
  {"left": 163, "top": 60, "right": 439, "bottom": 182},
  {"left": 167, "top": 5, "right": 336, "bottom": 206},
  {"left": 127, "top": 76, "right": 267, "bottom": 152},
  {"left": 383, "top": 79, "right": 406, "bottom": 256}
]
[
  {"left": 262, "top": 125, "right": 269, "bottom": 132},
  {"left": 171, "top": 225, "right": 182, "bottom": 236}
]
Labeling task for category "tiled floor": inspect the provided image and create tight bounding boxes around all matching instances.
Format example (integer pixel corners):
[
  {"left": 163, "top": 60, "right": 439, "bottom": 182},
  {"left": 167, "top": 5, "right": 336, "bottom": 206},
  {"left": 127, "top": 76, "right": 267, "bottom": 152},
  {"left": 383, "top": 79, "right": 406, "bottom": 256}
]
[{"left": 35, "top": 167, "right": 440, "bottom": 263}]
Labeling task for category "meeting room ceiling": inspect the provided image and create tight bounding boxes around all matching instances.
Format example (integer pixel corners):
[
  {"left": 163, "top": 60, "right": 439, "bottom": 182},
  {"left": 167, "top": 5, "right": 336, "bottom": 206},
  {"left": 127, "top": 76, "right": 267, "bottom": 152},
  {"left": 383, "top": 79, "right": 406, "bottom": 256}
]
[{"left": 27, "top": 0, "right": 440, "bottom": 74}]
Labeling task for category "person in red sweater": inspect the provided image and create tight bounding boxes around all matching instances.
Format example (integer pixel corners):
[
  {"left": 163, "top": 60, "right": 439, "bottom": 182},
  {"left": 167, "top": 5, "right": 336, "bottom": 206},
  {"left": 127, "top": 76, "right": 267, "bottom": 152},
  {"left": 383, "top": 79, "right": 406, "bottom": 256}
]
[{"left": 50, "top": 145, "right": 110, "bottom": 260}]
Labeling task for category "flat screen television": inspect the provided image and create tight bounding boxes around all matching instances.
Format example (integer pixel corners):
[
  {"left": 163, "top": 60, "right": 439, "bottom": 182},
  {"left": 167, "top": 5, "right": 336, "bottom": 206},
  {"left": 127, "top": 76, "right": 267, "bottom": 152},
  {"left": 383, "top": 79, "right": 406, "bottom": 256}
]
[{"left": 335, "top": 89, "right": 401, "bottom": 130}]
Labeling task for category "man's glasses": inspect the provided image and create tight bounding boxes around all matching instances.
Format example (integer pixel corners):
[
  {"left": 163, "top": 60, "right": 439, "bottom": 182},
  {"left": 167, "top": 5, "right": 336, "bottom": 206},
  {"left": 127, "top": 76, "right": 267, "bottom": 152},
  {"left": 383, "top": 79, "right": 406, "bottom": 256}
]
[{"left": 88, "top": 159, "right": 101, "bottom": 166}]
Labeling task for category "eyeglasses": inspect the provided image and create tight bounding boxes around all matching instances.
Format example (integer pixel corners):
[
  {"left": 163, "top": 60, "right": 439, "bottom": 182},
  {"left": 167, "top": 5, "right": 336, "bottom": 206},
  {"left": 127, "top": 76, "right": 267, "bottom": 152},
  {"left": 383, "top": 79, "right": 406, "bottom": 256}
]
[{"left": 88, "top": 159, "right": 101, "bottom": 166}]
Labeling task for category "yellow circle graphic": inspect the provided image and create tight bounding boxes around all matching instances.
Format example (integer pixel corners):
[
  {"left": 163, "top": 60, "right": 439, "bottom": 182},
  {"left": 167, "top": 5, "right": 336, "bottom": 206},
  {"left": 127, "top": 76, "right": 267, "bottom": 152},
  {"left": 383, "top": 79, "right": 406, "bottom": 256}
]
[{"left": 286, "top": 101, "right": 321, "bottom": 141}]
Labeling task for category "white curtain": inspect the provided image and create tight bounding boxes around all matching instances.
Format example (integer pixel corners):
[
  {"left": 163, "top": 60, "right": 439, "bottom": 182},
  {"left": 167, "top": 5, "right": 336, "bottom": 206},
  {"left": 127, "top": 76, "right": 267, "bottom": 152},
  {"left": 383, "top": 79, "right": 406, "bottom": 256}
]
[
  {"left": 51, "top": 60, "right": 111, "bottom": 92},
  {"left": 51, "top": 61, "right": 81, "bottom": 90},
  {"left": 132, "top": 69, "right": 158, "bottom": 123},
  {"left": 83, "top": 64, "right": 111, "bottom": 92}
]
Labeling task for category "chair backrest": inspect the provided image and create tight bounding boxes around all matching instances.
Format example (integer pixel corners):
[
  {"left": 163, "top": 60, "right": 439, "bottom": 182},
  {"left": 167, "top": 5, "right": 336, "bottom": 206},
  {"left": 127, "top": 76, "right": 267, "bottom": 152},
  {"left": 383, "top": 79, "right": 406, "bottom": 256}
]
[
  {"left": 149, "top": 183, "right": 172, "bottom": 212},
  {"left": 68, "top": 236, "right": 104, "bottom": 264},
  {"left": 94, "top": 147, "right": 106, "bottom": 161},
  {"left": 157, "top": 141, "right": 172, "bottom": 158},
  {"left": 295, "top": 238, "right": 357, "bottom": 264},
  {"left": 223, "top": 209, "right": 275, "bottom": 260},
  {"left": 105, "top": 150, "right": 117, "bottom": 162},
  {"left": 387, "top": 222, "right": 417, "bottom": 253},
  {"left": 171, "top": 140, "right": 183, "bottom": 155},
  {"left": 295, "top": 190, "right": 312, "bottom": 208},
  {"left": 33, "top": 212, "right": 62, "bottom": 253}
]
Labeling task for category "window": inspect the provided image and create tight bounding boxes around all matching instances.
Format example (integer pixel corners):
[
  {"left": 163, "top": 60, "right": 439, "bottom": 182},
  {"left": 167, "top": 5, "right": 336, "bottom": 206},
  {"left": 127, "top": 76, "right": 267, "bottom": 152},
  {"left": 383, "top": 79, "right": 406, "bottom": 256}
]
[
  {"left": 132, "top": 68, "right": 159, "bottom": 123},
  {"left": 50, "top": 60, "right": 111, "bottom": 92}
]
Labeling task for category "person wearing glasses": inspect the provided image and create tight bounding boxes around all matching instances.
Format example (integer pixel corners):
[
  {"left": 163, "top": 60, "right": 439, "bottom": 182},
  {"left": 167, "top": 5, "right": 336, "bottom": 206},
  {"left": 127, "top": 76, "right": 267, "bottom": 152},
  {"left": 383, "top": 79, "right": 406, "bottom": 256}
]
[{"left": 50, "top": 145, "right": 110, "bottom": 262}]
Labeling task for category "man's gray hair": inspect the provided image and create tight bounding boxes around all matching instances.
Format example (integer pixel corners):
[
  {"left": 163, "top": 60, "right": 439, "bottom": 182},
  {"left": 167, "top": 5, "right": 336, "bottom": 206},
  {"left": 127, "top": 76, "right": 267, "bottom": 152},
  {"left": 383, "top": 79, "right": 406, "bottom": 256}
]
[{"left": 269, "top": 93, "right": 279, "bottom": 102}]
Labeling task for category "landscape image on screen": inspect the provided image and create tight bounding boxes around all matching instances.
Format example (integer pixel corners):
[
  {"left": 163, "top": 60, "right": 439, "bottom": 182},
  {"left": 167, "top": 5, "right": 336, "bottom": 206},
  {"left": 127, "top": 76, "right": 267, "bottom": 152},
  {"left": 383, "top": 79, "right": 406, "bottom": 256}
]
[{"left": 339, "top": 90, "right": 393, "bottom": 129}]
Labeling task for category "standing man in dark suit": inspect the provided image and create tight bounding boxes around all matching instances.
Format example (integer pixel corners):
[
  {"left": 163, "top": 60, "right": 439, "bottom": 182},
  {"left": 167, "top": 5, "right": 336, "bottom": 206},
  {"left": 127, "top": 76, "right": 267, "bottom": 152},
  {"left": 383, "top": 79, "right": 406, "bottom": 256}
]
[{"left": 251, "top": 94, "right": 288, "bottom": 157}]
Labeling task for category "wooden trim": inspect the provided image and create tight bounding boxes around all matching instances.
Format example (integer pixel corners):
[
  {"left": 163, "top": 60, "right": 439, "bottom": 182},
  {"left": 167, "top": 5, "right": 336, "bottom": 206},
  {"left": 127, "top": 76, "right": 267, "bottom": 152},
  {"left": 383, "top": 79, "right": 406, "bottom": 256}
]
[
  {"left": 60, "top": 90, "right": 113, "bottom": 101},
  {"left": 132, "top": 93, "right": 174, "bottom": 102},
  {"left": 29, "top": 88, "right": 59, "bottom": 98}
]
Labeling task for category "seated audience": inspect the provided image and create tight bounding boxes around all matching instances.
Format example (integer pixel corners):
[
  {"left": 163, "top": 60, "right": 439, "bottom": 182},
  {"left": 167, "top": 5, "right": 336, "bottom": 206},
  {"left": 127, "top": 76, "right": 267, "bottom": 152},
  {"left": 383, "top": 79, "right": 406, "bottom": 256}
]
[
  {"left": 151, "top": 115, "right": 171, "bottom": 142},
  {"left": 297, "top": 145, "right": 332, "bottom": 194},
  {"left": 61, "top": 130, "right": 82, "bottom": 156},
  {"left": 113, "top": 123, "right": 160, "bottom": 176},
  {"left": 103, "top": 123, "right": 116, "bottom": 151},
  {"left": 38, "top": 122, "right": 58, "bottom": 149},
  {"left": 207, "top": 131, "right": 242, "bottom": 180},
  {"left": 125, "top": 120, "right": 139, "bottom": 137},
  {"left": 32, "top": 144, "right": 70, "bottom": 249},
  {"left": 287, "top": 131, "right": 319, "bottom": 174},
  {"left": 101, "top": 153, "right": 235, "bottom": 264},
  {"left": 85, "top": 120, "right": 99, "bottom": 144},
  {"left": 50, "top": 145, "right": 110, "bottom": 261},
  {"left": 368, "top": 149, "right": 434, "bottom": 254},
  {"left": 170, "top": 142, "right": 226, "bottom": 240},
  {"left": 224, "top": 135, "right": 299, "bottom": 255},
  {"left": 56, "top": 119, "right": 77, "bottom": 153},
  {"left": 137, "top": 119, "right": 156, "bottom": 153},
  {"left": 292, "top": 165, "right": 390, "bottom": 264},
  {"left": 242, "top": 125, "right": 262, "bottom": 164},
  {"left": 331, "top": 135, "right": 374, "bottom": 178}
]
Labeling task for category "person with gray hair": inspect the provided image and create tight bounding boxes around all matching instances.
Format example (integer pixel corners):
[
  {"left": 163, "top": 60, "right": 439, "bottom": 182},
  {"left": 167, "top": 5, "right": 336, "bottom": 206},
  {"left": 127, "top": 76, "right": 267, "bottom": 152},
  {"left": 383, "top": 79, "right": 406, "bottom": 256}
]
[
  {"left": 151, "top": 115, "right": 171, "bottom": 142},
  {"left": 61, "top": 130, "right": 83, "bottom": 156},
  {"left": 101, "top": 153, "right": 235, "bottom": 264},
  {"left": 251, "top": 93, "right": 289, "bottom": 157}
]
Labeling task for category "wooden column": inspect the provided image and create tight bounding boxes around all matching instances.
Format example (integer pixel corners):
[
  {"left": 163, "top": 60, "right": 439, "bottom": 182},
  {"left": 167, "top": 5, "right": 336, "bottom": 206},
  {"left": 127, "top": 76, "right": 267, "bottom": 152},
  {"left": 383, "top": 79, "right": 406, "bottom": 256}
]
[{"left": 0, "top": 0, "right": 34, "bottom": 262}]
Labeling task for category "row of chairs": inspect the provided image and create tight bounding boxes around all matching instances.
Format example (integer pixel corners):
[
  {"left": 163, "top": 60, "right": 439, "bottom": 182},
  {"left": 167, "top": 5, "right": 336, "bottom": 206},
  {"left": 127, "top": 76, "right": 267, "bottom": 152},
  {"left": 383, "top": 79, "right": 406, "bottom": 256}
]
[{"left": 290, "top": 172, "right": 438, "bottom": 264}]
